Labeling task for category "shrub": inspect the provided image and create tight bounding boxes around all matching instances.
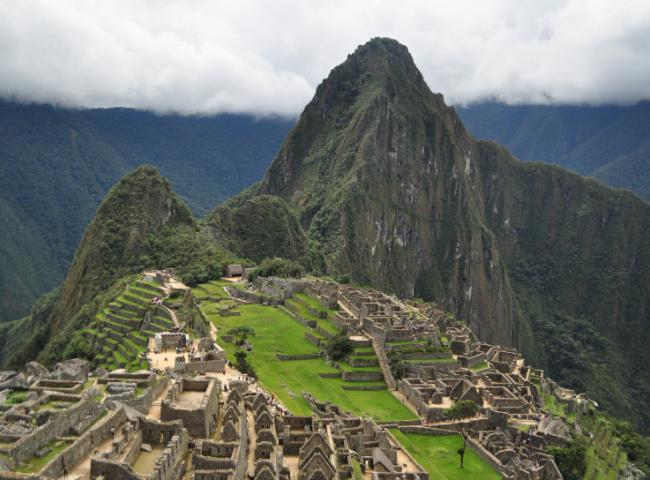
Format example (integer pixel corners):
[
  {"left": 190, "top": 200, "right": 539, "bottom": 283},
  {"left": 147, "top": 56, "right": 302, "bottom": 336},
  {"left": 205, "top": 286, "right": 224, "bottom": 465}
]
[{"left": 326, "top": 331, "right": 354, "bottom": 361}]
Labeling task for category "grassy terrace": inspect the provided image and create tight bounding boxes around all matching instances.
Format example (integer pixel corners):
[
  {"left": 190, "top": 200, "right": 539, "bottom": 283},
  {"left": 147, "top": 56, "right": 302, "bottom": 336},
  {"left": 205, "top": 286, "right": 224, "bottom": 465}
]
[
  {"left": 203, "top": 296, "right": 415, "bottom": 421},
  {"left": 83, "top": 280, "right": 168, "bottom": 371},
  {"left": 390, "top": 430, "right": 501, "bottom": 480},
  {"left": 287, "top": 293, "right": 339, "bottom": 335}
]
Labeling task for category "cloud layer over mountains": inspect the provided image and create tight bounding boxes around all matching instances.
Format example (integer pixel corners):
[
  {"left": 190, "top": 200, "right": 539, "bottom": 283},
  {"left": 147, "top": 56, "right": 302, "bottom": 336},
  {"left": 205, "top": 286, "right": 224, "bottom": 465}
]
[{"left": 1, "top": 0, "right": 649, "bottom": 116}]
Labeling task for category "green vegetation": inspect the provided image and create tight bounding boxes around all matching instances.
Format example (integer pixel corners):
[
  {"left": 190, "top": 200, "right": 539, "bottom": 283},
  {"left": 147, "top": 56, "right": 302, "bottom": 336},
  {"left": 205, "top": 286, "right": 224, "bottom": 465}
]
[
  {"left": 229, "top": 326, "right": 257, "bottom": 378},
  {"left": 325, "top": 331, "right": 354, "bottom": 361},
  {"left": 0, "top": 167, "right": 241, "bottom": 368},
  {"left": 548, "top": 438, "right": 587, "bottom": 480},
  {"left": 202, "top": 297, "right": 414, "bottom": 421},
  {"left": 390, "top": 430, "right": 501, "bottom": 479},
  {"left": 351, "top": 459, "right": 364, "bottom": 480},
  {"left": 249, "top": 257, "right": 305, "bottom": 281},
  {"left": 458, "top": 101, "right": 650, "bottom": 202},
  {"left": 5, "top": 391, "right": 28, "bottom": 405},
  {"left": 0, "top": 101, "right": 292, "bottom": 322},
  {"left": 207, "top": 195, "right": 307, "bottom": 264},
  {"left": 469, "top": 361, "right": 488, "bottom": 372},
  {"left": 240, "top": 37, "right": 650, "bottom": 433},
  {"left": 387, "top": 350, "right": 406, "bottom": 380},
  {"left": 540, "top": 390, "right": 637, "bottom": 477},
  {"left": 445, "top": 401, "right": 479, "bottom": 421}
]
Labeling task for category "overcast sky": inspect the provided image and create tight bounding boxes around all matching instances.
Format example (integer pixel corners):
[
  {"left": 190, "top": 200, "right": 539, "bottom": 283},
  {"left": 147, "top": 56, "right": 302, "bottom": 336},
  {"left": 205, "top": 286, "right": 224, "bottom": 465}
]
[{"left": 1, "top": 0, "right": 649, "bottom": 116}]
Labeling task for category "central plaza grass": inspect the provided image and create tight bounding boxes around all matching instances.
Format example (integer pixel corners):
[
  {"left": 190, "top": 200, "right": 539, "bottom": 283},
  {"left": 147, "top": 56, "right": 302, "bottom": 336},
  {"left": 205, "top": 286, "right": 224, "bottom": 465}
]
[
  {"left": 206, "top": 303, "right": 416, "bottom": 421},
  {"left": 390, "top": 430, "right": 501, "bottom": 480}
]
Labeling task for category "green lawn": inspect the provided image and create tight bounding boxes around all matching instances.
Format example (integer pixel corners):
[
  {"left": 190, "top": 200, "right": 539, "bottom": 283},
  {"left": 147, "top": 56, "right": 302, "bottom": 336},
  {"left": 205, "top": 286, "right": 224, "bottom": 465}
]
[
  {"left": 207, "top": 302, "right": 416, "bottom": 421},
  {"left": 390, "top": 430, "right": 501, "bottom": 480}
]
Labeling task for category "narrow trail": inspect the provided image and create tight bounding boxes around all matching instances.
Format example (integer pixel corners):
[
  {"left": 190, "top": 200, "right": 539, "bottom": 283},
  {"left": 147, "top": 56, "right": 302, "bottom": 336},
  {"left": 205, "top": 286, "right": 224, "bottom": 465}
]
[{"left": 161, "top": 305, "right": 180, "bottom": 328}]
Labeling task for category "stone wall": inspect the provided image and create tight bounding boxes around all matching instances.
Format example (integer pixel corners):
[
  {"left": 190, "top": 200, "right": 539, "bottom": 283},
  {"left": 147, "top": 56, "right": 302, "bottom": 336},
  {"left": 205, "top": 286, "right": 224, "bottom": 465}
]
[
  {"left": 121, "top": 376, "right": 170, "bottom": 414},
  {"left": 7, "top": 395, "right": 98, "bottom": 464},
  {"left": 89, "top": 458, "right": 140, "bottom": 480},
  {"left": 275, "top": 354, "right": 320, "bottom": 361},
  {"left": 184, "top": 359, "right": 226, "bottom": 374},
  {"left": 466, "top": 437, "right": 503, "bottom": 474},
  {"left": 341, "top": 371, "right": 384, "bottom": 382},
  {"left": 341, "top": 384, "right": 387, "bottom": 391},
  {"left": 161, "top": 378, "right": 219, "bottom": 438},
  {"left": 304, "top": 332, "right": 322, "bottom": 346}
]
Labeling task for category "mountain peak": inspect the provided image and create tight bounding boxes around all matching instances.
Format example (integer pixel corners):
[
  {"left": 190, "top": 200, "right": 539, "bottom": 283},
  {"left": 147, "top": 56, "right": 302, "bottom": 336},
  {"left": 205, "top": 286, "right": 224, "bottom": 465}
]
[
  {"left": 49, "top": 165, "right": 194, "bottom": 331},
  {"left": 315, "top": 37, "right": 428, "bottom": 104}
]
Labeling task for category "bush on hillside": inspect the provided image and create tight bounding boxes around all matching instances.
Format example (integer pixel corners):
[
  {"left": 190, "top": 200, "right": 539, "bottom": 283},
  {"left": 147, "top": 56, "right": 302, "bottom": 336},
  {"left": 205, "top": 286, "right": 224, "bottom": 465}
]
[{"left": 326, "top": 331, "right": 354, "bottom": 361}]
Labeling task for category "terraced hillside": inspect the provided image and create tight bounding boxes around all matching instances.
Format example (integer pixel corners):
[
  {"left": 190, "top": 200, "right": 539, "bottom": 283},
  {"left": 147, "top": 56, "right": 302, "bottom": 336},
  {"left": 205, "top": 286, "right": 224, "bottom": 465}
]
[
  {"left": 81, "top": 280, "right": 176, "bottom": 371},
  {"left": 195, "top": 282, "right": 416, "bottom": 421}
]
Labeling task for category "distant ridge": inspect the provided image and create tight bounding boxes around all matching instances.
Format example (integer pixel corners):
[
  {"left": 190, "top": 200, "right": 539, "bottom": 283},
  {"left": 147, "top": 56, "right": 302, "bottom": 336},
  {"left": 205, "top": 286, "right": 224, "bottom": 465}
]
[{"left": 458, "top": 101, "right": 650, "bottom": 202}]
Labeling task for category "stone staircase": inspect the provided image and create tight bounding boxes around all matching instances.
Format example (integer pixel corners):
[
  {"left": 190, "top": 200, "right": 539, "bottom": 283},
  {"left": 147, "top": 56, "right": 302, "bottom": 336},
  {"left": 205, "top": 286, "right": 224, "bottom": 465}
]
[{"left": 372, "top": 340, "right": 397, "bottom": 390}]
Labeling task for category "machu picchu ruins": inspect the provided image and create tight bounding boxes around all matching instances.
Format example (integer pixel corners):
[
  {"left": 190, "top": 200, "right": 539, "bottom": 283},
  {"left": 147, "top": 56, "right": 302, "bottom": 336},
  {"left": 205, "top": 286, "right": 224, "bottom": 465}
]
[{"left": 0, "top": 267, "right": 623, "bottom": 480}]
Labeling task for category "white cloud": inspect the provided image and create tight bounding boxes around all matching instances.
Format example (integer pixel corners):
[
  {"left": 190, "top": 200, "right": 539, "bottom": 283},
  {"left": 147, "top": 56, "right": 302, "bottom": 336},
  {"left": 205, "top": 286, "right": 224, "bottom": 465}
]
[{"left": 0, "top": 0, "right": 648, "bottom": 116}]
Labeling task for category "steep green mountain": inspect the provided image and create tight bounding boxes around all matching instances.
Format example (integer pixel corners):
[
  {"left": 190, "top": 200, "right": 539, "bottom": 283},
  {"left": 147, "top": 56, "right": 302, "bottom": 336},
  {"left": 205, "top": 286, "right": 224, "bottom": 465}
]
[
  {"left": 0, "top": 166, "right": 235, "bottom": 367},
  {"left": 239, "top": 38, "right": 650, "bottom": 431},
  {"left": 0, "top": 101, "right": 293, "bottom": 321},
  {"left": 457, "top": 101, "right": 650, "bottom": 200}
]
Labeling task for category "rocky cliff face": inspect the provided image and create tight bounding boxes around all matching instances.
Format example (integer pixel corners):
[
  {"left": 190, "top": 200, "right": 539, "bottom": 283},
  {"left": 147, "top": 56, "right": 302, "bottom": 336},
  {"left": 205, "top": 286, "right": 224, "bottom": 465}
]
[{"left": 254, "top": 38, "right": 650, "bottom": 430}]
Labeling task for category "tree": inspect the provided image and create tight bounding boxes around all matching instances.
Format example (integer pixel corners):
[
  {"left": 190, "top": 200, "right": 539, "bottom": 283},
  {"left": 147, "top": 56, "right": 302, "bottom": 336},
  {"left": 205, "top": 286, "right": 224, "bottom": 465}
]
[
  {"left": 445, "top": 400, "right": 479, "bottom": 469},
  {"left": 234, "top": 350, "right": 257, "bottom": 379},
  {"left": 445, "top": 400, "right": 479, "bottom": 422},
  {"left": 326, "top": 331, "right": 354, "bottom": 361},
  {"left": 457, "top": 426, "right": 471, "bottom": 468},
  {"left": 227, "top": 326, "right": 255, "bottom": 349}
]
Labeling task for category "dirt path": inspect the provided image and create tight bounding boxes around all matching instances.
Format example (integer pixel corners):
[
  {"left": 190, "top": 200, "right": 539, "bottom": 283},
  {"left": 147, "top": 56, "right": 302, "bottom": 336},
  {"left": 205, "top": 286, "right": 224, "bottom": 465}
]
[{"left": 162, "top": 305, "right": 180, "bottom": 328}]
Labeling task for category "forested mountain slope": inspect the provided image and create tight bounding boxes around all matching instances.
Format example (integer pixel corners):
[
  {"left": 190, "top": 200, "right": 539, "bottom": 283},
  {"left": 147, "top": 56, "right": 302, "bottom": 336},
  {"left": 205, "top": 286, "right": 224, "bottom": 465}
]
[{"left": 0, "top": 101, "right": 293, "bottom": 320}]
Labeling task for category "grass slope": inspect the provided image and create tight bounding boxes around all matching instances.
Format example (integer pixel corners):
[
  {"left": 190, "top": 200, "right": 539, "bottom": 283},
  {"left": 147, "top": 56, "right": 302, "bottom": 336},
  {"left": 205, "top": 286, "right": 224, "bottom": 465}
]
[
  {"left": 205, "top": 301, "right": 414, "bottom": 421},
  {"left": 390, "top": 430, "right": 501, "bottom": 480}
]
